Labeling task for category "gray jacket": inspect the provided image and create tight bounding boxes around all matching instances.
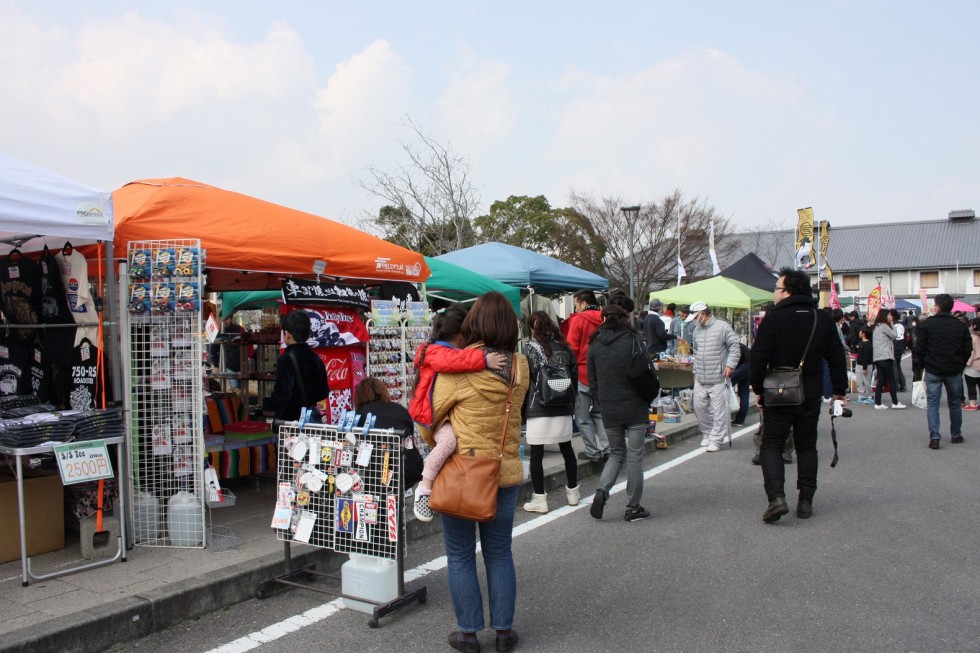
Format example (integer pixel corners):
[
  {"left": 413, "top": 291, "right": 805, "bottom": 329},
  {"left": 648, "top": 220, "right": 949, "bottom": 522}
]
[
  {"left": 586, "top": 327, "right": 650, "bottom": 426},
  {"left": 690, "top": 316, "right": 740, "bottom": 385},
  {"left": 872, "top": 323, "right": 896, "bottom": 362}
]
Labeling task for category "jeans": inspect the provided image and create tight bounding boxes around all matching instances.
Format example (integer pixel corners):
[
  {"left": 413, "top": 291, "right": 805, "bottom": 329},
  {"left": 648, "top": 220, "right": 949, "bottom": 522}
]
[
  {"left": 574, "top": 385, "right": 608, "bottom": 457},
  {"left": 729, "top": 365, "right": 752, "bottom": 425},
  {"left": 596, "top": 422, "right": 647, "bottom": 508},
  {"left": 925, "top": 371, "right": 963, "bottom": 441},
  {"left": 760, "top": 397, "right": 821, "bottom": 500},
  {"left": 441, "top": 485, "right": 520, "bottom": 632}
]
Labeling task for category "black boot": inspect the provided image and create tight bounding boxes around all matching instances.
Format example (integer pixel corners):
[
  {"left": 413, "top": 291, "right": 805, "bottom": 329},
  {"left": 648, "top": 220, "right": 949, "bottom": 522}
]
[{"left": 762, "top": 497, "right": 789, "bottom": 523}]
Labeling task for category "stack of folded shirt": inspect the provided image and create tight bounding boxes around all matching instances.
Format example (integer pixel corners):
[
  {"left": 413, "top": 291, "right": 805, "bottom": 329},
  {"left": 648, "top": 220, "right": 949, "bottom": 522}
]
[
  {"left": 0, "top": 414, "right": 76, "bottom": 448},
  {"left": 58, "top": 409, "right": 126, "bottom": 442}
]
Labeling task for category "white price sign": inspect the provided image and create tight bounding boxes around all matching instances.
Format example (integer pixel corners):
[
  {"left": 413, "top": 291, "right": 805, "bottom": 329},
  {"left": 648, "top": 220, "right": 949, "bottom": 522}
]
[{"left": 53, "top": 441, "right": 114, "bottom": 485}]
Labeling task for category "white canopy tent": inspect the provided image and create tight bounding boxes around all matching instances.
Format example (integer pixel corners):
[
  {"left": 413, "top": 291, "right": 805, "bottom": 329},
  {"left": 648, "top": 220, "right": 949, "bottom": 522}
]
[
  {"left": 0, "top": 151, "right": 120, "bottom": 398},
  {"left": 0, "top": 151, "right": 114, "bottom": 248}
]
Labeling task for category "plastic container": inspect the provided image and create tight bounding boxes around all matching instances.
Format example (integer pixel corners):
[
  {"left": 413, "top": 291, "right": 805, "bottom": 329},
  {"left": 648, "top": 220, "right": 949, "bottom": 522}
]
[
  {"left": 167, "top": 491, "right": 204, "bottom": 547},
  {"left": 133, "top": 491, "right": 162, "bottom": 543},
  {"left": 341, "top": 554, "right": 398, "bottom": 613}
]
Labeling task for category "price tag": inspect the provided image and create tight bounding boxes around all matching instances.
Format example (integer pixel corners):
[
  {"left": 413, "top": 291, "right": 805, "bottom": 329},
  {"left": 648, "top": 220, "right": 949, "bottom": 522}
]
[{"left": 53, "top": 440, "right": 114, "bottom": 485}]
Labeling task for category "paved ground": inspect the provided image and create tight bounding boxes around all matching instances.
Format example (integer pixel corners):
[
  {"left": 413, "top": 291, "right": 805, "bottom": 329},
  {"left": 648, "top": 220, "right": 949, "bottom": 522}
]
[
  {"left": 110, "top": 392, "right": 980, "bottom": 652},
  {"left": 0, "top": 411, "right": 701, "bottom": 653}
]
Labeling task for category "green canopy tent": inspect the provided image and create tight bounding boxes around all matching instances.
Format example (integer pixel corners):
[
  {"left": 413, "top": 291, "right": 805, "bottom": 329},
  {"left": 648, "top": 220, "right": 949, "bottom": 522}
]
[
  {"left": 423, "top": 256, "right": 521, "bottom": 314},
  {"left": 219, "top": 256, "right": 521, "bottom": 318},
  {"left": 649, "top": 276, "right": 772, "bottom": 309}
]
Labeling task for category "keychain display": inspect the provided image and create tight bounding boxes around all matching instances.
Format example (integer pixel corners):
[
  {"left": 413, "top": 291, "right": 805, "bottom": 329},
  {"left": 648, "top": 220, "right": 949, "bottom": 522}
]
[{"left": 273, "top": 420, "right": 402, "bottom": 559}]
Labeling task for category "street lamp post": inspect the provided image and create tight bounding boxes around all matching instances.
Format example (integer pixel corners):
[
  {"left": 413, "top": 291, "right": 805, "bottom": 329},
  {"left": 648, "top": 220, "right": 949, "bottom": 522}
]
[{"left": 621, "top": 205, "right": 641, "bottom": 301}]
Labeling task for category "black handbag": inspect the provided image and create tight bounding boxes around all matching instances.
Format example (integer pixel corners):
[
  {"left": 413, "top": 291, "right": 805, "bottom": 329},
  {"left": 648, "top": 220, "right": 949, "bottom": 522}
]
[
  {"left": 763, "top": 310, "right": 817, "bottom": 406},
  {"left": 532, "top": 343, "right": 575, "bottom": 407},
  {"left": 626, "top": 336, "right": 661, "bottom": 403}
]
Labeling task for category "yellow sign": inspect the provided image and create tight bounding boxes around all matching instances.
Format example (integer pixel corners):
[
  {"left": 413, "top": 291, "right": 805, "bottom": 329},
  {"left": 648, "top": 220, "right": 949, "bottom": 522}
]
[
  {"left": 796, "top": 207, "right": 815, "bottom": 269},
  {"left": 819, "top": 220, "right": 830, "bottom": 258}
]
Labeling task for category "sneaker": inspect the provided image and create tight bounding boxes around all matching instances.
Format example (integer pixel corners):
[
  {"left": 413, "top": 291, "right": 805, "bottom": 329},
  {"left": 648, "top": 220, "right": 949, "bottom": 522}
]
[
  {"left": 706, "top": 443, "right": 721, "bottom": 452},
  {"left": 963, "top": 405, "right": 978, "bottom": 411},
  {"left": 874, "top": 404, "right": 888, "bottom": 410},
  {"left": 700, "top": 438, "right": 709, "bottom": 447},
  {"left": 892, "top": 402, "right": 907, "bottom": 409},
  {"left": 589, "top": 489, "right": 607, "bottom": 520},
  {"left": 624, "top": 506, "right": 651, "bottom": 522},
  {"left": 413, "top": 491, "right": 434, "bottom": 522},
  {"left": 822, "top": 397, "right": 832, "bottom": 404}
]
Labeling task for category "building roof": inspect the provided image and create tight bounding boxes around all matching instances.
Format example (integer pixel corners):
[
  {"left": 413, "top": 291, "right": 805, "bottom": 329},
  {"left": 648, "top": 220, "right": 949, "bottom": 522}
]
[{"left": 724, "top": 218, "right": 980, "bottom": 273}]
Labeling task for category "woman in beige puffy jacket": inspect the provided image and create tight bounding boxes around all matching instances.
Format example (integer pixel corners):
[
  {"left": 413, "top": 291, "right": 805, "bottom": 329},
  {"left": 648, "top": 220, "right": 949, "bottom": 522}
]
[{"left": 424, "top": 291, "right": 529, "bottom": 653}]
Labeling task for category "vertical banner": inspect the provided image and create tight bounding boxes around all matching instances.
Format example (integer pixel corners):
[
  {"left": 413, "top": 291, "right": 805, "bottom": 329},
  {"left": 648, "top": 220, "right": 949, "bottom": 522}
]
[
  {"left": 867, "top": 285, "right": 882, "bottom": 323},
  {"left": 918, "top": 289, "right": 930, "bottom": 315},
  {"left": 708, "top": 222, "right": 721, "bottom": 275},
  {"left": 818, "top": 220, "right": 830, "bottom": 262},
  {"left": 796, "top": 208, "right": 815, "bottom": 270}
]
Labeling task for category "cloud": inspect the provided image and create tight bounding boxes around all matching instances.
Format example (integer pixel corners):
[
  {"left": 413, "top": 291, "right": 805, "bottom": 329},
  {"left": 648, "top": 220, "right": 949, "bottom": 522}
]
[{"left": 435, "top": 46, "right": 515, "bottom": 156}]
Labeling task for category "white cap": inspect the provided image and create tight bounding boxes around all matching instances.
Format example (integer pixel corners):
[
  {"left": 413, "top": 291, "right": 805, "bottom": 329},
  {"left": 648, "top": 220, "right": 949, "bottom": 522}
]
[{"left": 685, "top": 301, "right": 708, "bottom": 323}]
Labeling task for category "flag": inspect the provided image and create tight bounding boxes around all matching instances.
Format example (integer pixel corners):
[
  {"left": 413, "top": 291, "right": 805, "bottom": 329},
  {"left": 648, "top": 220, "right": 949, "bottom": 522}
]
[
  {"left": 796, "top": 208, "right": 815, "bottom": 270},
  {"left": 829, "top": 283, "right": 841, "bottom": 309},
  {"left": 867, "top": 286, "right": 882, "bottom": 323},
  {"left": 708, "top": 222, "right": 720, "bottom": 275},
  {"left": 677, "top": 257, "right": 686, "bottom": 278}
]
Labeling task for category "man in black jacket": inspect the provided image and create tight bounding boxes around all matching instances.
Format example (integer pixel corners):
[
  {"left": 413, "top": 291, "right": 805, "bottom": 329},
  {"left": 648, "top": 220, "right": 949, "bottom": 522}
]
[
  {"left": 750, "top": 268, "right": 848, "bottom": 523},
  {"left": 912, "top": 294, "right": 972, "bottom": 449},
  {"left": 263, "top": 310, "right": 330, "bottom": 422},
  {"left": 643, "top": 298, "right": 676, "bottom": 357}
]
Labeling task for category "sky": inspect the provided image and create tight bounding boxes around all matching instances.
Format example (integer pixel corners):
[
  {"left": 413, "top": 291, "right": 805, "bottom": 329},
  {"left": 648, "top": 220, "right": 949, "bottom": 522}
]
[{"left": 1, "top": 1, "right": 977, "bottom": 233}]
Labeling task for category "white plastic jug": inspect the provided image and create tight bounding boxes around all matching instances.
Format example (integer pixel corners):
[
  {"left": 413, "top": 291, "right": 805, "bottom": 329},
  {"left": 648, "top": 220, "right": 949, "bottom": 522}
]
[
  {"left": 167, "top": 491, "right": 204, "bottom": 547},
  {"left": 341, "top": 554, "right": 398, "bottom": 613},
  {"left": 134, "top": 491, "right": 162, "bottom": 543}
]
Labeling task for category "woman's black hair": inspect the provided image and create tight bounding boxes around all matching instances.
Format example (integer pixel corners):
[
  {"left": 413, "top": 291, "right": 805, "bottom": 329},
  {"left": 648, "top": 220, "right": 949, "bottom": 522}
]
[
  {"left": 527, "top": 310, "right": 566, "bottom": 357},
  {"left": 589, "top": 304, "right": 633, "bottom": 343},
  {"left": 411, "top": 305, "right": 468, "bottom": 392}
]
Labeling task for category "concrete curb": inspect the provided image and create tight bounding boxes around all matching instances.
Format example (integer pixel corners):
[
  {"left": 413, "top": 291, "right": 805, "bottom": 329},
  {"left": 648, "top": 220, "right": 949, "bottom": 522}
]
[{"left": 0, "top": 421, "right": 705, "bottom": 653}]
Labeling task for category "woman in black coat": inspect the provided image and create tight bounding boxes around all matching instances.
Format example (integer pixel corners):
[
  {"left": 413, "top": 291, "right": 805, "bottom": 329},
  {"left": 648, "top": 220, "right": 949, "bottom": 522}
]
[{"left": 586, "top": 304, "right": 653, "bottom": 522}]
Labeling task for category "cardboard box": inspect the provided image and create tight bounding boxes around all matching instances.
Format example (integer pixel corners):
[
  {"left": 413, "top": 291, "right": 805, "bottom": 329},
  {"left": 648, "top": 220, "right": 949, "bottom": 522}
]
[{"left": 0, "top": 472, "right": 66, "bottom": 564}]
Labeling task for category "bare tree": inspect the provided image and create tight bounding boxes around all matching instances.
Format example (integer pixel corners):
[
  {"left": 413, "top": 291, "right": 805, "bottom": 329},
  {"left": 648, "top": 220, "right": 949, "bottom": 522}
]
[
  {"left": 568, "top": 189, "right": 737, "bottom": 300},
  {"left": 355, "top": 117, "right": 480, "bottom": 256},
  {"left": 734, "top": 219, "right": 794, "bottom": 269}
]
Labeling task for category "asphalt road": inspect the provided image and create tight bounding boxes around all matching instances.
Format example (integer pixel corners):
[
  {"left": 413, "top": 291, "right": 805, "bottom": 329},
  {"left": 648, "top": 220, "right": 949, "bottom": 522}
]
[{"left": 117, "top": 398, "right": 980, "bottom": 653}]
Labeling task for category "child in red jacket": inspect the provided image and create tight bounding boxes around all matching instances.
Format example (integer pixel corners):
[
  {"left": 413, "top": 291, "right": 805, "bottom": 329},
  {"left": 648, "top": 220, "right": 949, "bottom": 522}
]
[{"left": 409, "top": 306, "right": 505, "bottom": 521}]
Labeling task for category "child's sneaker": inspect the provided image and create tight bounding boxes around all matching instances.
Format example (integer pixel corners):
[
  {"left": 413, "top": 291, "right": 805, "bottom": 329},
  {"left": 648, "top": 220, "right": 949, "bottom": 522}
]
[{"left": 413, "top": 491, "right": 434, "bottom": 522}]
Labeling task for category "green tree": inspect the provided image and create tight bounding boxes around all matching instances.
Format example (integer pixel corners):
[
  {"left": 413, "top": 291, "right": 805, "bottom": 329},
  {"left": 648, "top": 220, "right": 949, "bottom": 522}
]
[{"left": 473, "top": 195, "right": 608, "bottom": 277}]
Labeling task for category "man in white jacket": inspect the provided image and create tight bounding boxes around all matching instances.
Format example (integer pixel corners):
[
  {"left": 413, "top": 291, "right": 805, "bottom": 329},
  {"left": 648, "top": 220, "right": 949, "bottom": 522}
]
[{"left": 687, "top": 301, "right": 741, "bottom": 452}]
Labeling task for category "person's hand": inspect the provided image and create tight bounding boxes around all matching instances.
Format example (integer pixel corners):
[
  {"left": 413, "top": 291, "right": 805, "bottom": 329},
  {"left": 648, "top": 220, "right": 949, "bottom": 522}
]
[
  {"left": 724, "top": 367, "right": 734, "bottom": 378},
  {"left": 833, "top": 394, "right": 847, "bottom": 405},
  {"left": 755, "top": 393, "right": 764, "bottom": 410},
  {"left": 486, "top": 352, "right": 507, "bottom": 371}
]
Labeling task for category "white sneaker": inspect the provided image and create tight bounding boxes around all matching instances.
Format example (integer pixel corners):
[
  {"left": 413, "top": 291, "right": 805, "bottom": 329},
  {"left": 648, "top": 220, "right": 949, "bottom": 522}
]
[
  {"left": 892, "top": 402, "right": 907, "bottom": 409},
  {"left": 874, "top": 404, "right": 888, "bottom": 410},
  {"left": 706, "top": 443, "right": 721, "bottom": 452},
  {"left": 700, "top": 439, "right": 709, "bottom": 447},
  {"left": 414, "top": 492, "right": 434, "bottom": 522}
]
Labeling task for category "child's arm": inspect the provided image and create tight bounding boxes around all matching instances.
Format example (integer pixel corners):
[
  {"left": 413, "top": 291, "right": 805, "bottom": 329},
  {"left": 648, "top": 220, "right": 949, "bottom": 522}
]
[{"left": 424, "top": 344, "right": 504, "bottom": 374}]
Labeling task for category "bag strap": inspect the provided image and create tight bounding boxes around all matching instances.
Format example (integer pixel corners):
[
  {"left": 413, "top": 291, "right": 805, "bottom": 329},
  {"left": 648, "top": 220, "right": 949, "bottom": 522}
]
[
  {"left": 286, "top": 350, "right": 310, "bottom": 408},
  {"left": 798, "top": 310, "right": 819, "bottom": 370},
  {"left": 496, "top": 359, "right": 517, "bottom": 459}
]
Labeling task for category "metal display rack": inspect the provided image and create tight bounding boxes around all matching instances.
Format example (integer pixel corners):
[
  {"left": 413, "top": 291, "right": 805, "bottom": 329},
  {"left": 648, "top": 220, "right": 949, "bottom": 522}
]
[
  {"left": 125, "top": 239, "right": 206, "bottom": 548},
  {"left": 257, "top": 421, "right": 426, "bottom": 627},
  {"left": 365, "top": 304, "right": 431, "bottom": 409}
]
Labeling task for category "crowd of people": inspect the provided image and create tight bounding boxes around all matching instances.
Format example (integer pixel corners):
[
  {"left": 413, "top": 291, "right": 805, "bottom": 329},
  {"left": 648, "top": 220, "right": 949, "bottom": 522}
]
[{"left": 341, "top": 278, "right": 977, "bottom": 653}]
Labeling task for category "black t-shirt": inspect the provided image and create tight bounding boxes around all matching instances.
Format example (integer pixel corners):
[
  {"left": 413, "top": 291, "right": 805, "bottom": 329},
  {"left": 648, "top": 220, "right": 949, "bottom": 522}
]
[
  {"left": 28, "top": 341, "right": 49, "bottom": 400},
  {"left": 0, "top": 340, "right": 34, "bottom": 396},
  {"left": 39, "top": 252, "right": 76, "bottom": 367},
  {"left": 0, "top": 253, "right": 42, "bottom": 342},
  {"left": 68, "top": 339, "right": 102, "bottom": 410}
]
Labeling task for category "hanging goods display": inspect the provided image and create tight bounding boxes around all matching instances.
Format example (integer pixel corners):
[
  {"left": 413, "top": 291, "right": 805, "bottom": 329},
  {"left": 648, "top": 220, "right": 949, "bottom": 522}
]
[{"left": 126, "top": 239, "right": 206, "bottom": 548}]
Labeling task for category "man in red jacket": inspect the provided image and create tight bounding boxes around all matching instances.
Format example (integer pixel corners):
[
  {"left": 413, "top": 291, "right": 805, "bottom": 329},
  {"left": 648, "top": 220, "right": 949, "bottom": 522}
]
[{"left": 565, "top": 290, "right": 609, "bottom": 462}]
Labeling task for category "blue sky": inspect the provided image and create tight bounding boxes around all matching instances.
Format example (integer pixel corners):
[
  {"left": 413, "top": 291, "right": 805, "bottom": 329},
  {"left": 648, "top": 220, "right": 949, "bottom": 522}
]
[{"left": 1, "top": 1, "right": 977, "bottom": 231}]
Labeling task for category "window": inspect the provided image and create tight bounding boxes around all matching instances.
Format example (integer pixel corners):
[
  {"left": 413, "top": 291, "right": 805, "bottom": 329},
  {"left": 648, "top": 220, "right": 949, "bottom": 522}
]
[
  {"left": 842, "top": 274, "right": 860, "bottom": 292},
  {"left": 920, "top": 271, "right": 939, "bottom": 289},
  {"left": 974, "top": 270, "right": 980, "bottom": 288}
]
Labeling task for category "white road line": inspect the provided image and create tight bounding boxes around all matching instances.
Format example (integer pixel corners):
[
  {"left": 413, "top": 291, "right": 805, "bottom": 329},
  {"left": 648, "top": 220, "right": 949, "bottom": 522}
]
[{"left": 205, "top": 423, "right": 757, "bottom": 653}]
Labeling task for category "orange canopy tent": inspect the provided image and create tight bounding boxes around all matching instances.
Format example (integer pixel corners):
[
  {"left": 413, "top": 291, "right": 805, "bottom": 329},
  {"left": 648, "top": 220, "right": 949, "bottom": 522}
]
[{"left": 112, "top": 178, "right": 429, "bottom": 291}]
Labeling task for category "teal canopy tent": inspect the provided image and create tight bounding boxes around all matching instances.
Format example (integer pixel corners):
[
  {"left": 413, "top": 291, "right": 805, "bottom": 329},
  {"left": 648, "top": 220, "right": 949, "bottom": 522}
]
[{"left": 220, "top": 256, "right": 520, "bottom": 317}]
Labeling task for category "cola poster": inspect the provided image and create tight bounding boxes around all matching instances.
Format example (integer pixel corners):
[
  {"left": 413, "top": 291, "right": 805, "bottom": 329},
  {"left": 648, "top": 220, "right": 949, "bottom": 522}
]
[
  {"left": 280, "top": 307, "right": 368, "bottom": 348},
  {"left": 315, "top": 345, "right": 366, "bottom": 421}
]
